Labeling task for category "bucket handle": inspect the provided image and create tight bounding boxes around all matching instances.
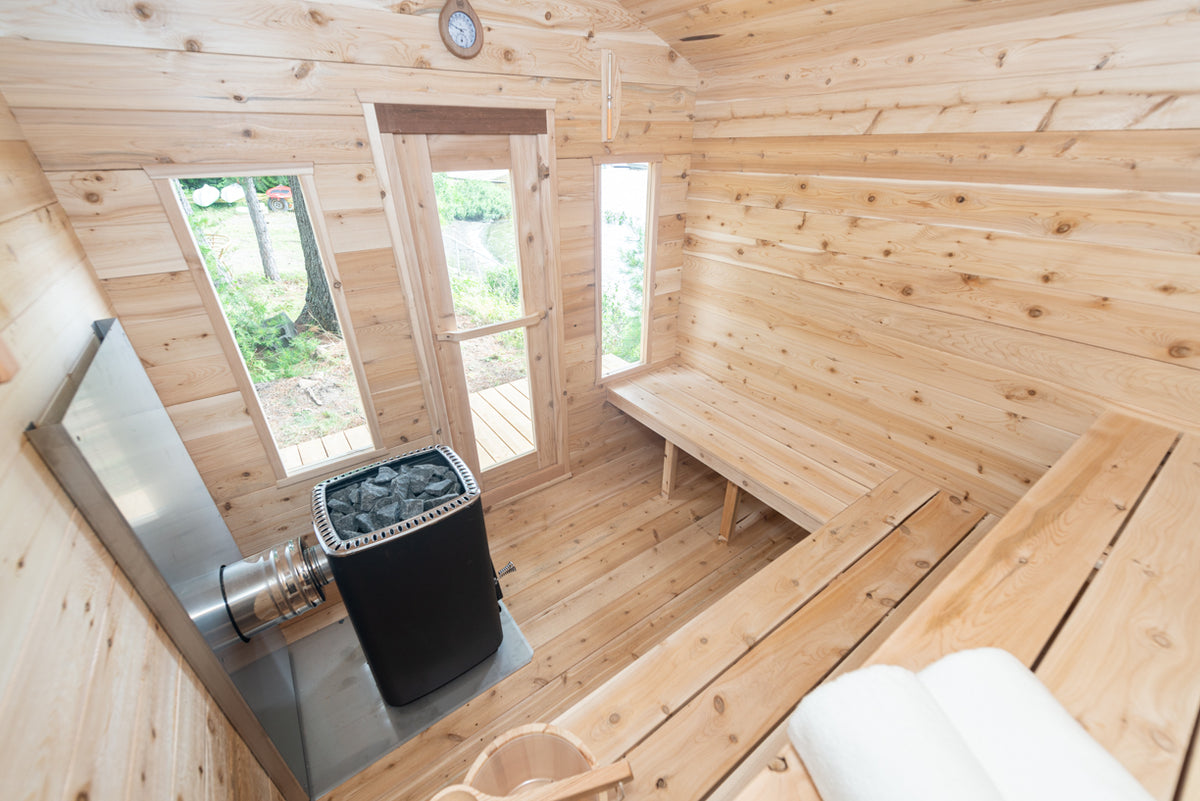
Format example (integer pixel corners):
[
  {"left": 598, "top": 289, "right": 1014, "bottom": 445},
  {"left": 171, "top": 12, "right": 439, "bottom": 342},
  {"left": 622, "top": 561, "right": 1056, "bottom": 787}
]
[{"left": 431, "top": 758, "right": 632, "bottom": 801}]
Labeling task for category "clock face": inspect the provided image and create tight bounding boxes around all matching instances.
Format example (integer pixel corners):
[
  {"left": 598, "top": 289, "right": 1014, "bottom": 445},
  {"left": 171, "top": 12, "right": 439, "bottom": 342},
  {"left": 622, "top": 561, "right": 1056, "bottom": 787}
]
[{"left": 446, "top": 10, "right": 476, "bottom": 48}]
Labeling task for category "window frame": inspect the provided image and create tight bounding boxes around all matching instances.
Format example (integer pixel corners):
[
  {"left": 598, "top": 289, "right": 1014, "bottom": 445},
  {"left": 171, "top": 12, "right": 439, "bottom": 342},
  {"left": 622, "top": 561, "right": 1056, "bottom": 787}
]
[
  {"left": 592, "top": 154, "right": 661, "bottom": 385},
  {"left": 147, "top": 162, "right": 382, "bottom": 481}
]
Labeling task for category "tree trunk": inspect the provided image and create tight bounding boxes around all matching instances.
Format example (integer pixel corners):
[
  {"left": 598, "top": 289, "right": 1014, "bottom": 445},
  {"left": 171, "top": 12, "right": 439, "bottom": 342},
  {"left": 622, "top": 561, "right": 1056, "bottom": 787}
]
[
  {"left": 240, "top": 176, "right": 280, "bottom": 282},
  {"left": 289, "top": 176, "right": 341, "bottom": 335}
]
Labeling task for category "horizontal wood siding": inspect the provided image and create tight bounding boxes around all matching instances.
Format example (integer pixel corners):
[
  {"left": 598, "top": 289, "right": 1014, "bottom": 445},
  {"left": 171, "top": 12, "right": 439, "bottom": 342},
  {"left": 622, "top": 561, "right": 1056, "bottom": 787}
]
[
  {"left": 0, "top": 2, "right": 696, "bottom": 557},
  {"left": 675, "top": 0, "right": 1200, "bottom": 513},
  {"left": 0, "top": 91, "right": 280, "bottom": 801}
]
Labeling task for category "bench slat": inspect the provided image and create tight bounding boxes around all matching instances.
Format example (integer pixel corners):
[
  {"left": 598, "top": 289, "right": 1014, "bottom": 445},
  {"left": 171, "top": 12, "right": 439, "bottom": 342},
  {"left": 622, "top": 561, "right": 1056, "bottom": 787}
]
[
  {"left": 553, "top": 471, "right": 941, "bottom": 763},
  {"left": 863, "top": 409, "right": 1177, "bottom": 671},
  {"left": 653, "top": 364, "right": 896, "bottom": 489},
  {"left": 1037, "top": 432, "right": 1200, "bottom": 800},
  {"left": 622, "top": 491, "right": 988, "bottom": 801}
]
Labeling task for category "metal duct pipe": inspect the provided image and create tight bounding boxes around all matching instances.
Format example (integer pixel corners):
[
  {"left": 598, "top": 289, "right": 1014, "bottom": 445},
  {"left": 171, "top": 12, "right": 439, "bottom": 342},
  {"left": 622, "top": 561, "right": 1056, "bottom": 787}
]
[{"left": 220, "top": 537, "right": 334, "bottom": 641}]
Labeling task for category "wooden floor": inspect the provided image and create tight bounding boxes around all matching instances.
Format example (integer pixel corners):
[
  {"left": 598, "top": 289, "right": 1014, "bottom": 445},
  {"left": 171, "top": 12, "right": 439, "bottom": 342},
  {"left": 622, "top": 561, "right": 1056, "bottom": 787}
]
[{"left": 324, "top": 443, "right": 809, "bottom": 801}]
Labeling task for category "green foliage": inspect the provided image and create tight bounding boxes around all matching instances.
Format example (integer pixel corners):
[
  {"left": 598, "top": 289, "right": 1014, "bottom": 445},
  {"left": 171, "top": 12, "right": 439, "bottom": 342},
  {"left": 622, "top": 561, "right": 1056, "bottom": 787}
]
[
  {"left": 449, "top": 262, "right": 522, "bottom": 328},
  {"left": 177, "top": 175, "right": 290, "bottom": 196},
  {"left": 215, "top": 276, "right": 324, "bottom": 383},
  {"left": 601, "top": 216, "right": 647, "bottom": 366},
  {"left": 433, "top": 173, "right": 512, "bottom": 223}
]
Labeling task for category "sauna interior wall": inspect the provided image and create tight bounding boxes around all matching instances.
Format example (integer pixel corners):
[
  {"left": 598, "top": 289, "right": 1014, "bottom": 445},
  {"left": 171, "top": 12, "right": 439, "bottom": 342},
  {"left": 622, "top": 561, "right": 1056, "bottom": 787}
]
[
  {"left": 0, "top": 93, "right": 281, "bottom": 799},
  {"left": 670, "top": 0, "right": 1200, "bottom": 513},
  {"left": 0, "top": 0, "right": 696, "bottom": 563}
]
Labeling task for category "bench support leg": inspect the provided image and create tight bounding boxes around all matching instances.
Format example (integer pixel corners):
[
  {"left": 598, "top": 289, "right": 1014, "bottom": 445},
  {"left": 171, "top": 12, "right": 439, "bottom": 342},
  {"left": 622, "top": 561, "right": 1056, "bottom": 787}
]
[
  {"left": 719, "top": 481, "right": 741, "bottom": 544},
  {"left": 661, "top": 441, "right": 680, "bottom": 499}
]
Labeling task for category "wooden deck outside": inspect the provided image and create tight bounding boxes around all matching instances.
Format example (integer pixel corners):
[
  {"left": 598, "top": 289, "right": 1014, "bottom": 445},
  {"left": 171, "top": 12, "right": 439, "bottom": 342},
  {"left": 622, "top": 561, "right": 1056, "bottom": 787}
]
[
  {"left": 277, "top": 378, "right": 536, "bottom": 474},
  {"left": 470, "top": 377, "right": 535, "bottom": 470}
]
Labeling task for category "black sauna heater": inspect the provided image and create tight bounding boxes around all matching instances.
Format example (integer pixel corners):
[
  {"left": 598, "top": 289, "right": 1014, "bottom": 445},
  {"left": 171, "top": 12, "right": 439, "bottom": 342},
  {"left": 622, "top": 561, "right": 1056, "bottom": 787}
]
[{"left": 307, "top": 445, "right": 504, "bottom": 706}]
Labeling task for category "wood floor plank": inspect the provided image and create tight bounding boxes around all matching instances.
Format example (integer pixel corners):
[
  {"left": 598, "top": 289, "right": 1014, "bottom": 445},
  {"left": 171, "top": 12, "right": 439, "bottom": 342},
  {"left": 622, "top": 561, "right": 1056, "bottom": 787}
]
[
  {"left": 327, "top": 450, "right": 804, "bottom": 801},
  {"left": 1036, "top": 433, "right": 1200, "bottom": 800}
]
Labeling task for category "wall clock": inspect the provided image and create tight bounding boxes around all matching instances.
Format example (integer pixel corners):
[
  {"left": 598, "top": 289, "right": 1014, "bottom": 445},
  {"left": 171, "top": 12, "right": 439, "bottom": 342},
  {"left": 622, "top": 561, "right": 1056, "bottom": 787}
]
[{"left": 439, "top": 0, "right": 484, "bottom": 60}]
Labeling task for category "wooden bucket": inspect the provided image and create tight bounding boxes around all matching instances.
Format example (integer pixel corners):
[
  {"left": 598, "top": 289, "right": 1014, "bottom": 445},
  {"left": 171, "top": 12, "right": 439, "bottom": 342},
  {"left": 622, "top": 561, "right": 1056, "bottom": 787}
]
[{"left": 464, "top": 724, "right": 612, "bottom": 800}]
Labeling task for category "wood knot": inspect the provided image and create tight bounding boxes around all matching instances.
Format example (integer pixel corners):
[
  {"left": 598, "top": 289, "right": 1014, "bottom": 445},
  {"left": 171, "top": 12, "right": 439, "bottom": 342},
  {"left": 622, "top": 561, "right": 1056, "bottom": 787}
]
[
  {"left": 767, "top": 757, "right": 788, "bottom": 772},
  {"left": 1026, "top": 306, "right": 1044, "bottom": 318},
  {"left": 713, "top": 695, "right": 725, "bottom": 714},
  {"left": 184, "top": 39, "right": 202, "bottom": 52},
  {"left": 294, "top": 61, "right": 314, "bottom": 80},
  {"left": 1168, "top": 342, "right": 1192, "bottom": 359},
  {"left": 85, "top": 192, "right": 101, "bottom": 204},
  {"left": 241, "top": 128, "right": 254, "bottom": 138},
  {"left": 503, "top": 49, "right": 517, "bottom": 62},
  {"left": 1150, "top": 630, "right": 1172, "bottom": 649},
  {"left": 1054, "top": 221, "right": 1073, "bottom": 234},
  {"left": 656, "top": 778, "right": 668, "bottom": 789},
  {"left": 133, "top": 3, "right": 152, "bottom": 20},
  {"left": 900, "top": 285, "right": 914, "bottom": 297},
  {"left": 866, "top": 194, "right": 876, "bottom": 202},
  {"left": 308, "top": 9, "right": 328, "bottom": 25}
]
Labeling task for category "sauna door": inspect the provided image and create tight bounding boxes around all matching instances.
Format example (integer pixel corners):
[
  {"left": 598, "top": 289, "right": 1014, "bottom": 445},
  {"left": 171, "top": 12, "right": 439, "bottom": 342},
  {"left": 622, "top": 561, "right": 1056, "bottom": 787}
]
[{"left": 379, "top": 108, "right": 565, "bottom": 496}]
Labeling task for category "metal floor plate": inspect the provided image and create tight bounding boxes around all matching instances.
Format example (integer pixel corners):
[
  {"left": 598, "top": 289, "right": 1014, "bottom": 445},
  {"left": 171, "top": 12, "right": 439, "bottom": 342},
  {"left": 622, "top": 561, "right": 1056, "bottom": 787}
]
[{"left": 291, "top": 602, "right": 533, "bottom": 797}]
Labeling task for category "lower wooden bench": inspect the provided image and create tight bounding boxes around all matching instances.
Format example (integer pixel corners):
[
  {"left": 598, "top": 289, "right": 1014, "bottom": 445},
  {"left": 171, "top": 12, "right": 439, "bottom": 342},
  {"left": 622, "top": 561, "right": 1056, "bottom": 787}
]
[
  {"left": 711, "top": 409, "right": 1200, "bottom": 801},
  {"left": 554, "top": 470, "right": 994, "bottom": 799},
  {"left": 606, "top": 363, "right": 897, "bottom": 540}
]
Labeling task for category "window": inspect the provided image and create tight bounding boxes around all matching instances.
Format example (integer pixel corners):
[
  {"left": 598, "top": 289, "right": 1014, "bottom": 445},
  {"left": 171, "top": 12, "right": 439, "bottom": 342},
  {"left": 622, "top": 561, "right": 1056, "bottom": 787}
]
[
  {"left": 597, "top": 161, "right": 657, "bottom": 378},
  {"left": 165, "top": 171, "right": 374, "bottom": 475}
]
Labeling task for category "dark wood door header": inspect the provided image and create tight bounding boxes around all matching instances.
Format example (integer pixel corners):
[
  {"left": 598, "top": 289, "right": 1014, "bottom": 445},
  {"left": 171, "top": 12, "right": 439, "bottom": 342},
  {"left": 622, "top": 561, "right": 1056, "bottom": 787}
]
[{"left": 374, "top": 104, "right": 548, "bottom": 135}]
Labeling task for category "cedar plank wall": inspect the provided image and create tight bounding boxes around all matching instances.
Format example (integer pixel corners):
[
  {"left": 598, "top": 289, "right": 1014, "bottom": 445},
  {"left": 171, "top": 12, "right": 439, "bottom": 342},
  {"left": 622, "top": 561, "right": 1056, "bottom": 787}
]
[
  {"left": 0, "top": 0, "right": 696, "bottom": 559},
  {"left": 627, "top": 0, "right": 1200, "bottom": 514},
  {"left": 0, "top": 94, "right": 281, "bottom": 800}
]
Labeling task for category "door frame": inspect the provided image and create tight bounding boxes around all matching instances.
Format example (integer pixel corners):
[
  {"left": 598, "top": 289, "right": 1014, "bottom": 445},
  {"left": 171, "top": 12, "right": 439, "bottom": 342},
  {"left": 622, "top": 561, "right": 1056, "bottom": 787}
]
[{"left": 364, "top": 98, "right": 568, "bottom": 503}]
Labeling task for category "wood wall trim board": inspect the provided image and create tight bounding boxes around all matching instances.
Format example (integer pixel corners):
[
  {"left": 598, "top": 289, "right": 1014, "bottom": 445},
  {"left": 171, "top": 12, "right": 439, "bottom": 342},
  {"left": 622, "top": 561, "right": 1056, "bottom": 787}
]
[
  {"left": 12, "top": 108, "right": 373, "bottom": 172},
  {"left": 696, "top": 0, "right": 1196, "bottom": 99},
  {"left": 684, "top": 230, "right": 1200, "bottom": 372},
  {"left": 687, "top": 169, "right": 1200, "bottom": 256},
  {"left": 0, "top": 40, "right": 693, "bottom": 127},
  {"left": 695, "top": 63, "right": 1200, "bottom": 129},
  {"left": 374, "top": 103, "right": 548, "bottom": 135},
  {"left": 633, "top": 0, "right": 1131, "bottom": 63},
  {"left": 685, "top": 199, "right": 1200, "bottom": 315},
  {"left": 682, "top": 256, "right": 1200, "bottom": 431},
  {"left": 0, "top": 0, "right": 697, "bottom": 86},
  {"left": 690, "top": 131, "right": 1200, "bottom": 195}
]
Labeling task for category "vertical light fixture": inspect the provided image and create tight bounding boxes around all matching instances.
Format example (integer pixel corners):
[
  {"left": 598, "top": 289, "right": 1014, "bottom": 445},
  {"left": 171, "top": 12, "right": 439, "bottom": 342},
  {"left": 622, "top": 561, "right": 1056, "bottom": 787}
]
[{"left": 601, "top": 49, "right": 621, "bottom": 143}]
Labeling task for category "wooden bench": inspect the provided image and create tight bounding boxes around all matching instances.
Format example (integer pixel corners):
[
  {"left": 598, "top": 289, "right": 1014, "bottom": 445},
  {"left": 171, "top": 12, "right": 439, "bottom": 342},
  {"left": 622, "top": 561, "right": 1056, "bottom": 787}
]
[
  {"left": 553, "top": 470, "right": 995, "bottom": 798},
  {"left": 606, "top": 363, "right": 897, "bottom": 540},
  {"left": 711, "top": 409, "right": 1200, "bottom": 801},
  {"left": 549, "top": 409, "right": 1200, "bottom": 801}
]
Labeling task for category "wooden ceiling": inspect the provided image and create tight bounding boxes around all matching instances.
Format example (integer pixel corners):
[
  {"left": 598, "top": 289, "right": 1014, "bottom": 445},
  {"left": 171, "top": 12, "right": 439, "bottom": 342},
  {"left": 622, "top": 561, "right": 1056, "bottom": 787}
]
[{"left": 615, "top": 0, "right": 1137, "bottom": 75}]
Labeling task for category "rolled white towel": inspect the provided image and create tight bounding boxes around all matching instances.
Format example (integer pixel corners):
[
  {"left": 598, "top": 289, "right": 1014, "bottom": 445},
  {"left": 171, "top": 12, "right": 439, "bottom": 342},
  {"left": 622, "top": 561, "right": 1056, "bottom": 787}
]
[
  {"left": 787, "top": 648, "right": 1155, "bottom": 801},
  {"left": 918, "top": 648, "right": 1154, "bottom": 801},
  {"left": 787, "top": 664, "right": 1005, "bottom": 801}
]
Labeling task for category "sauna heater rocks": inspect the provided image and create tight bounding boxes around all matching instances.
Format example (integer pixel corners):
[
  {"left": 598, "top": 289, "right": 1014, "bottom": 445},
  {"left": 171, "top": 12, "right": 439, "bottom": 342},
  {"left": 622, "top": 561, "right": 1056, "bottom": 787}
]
[{"left": 311, "top": 444, "right": 504, "bottom": 706}]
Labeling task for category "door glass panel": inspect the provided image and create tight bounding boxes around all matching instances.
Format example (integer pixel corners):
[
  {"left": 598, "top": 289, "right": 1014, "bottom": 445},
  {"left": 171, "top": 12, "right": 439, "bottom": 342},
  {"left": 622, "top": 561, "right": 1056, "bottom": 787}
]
[
  {"left": 432, "top": 170, "right": 523, "bottom": 331},
  {"left": 463, "top": 329, "right": 535, "bottom": 470}
]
